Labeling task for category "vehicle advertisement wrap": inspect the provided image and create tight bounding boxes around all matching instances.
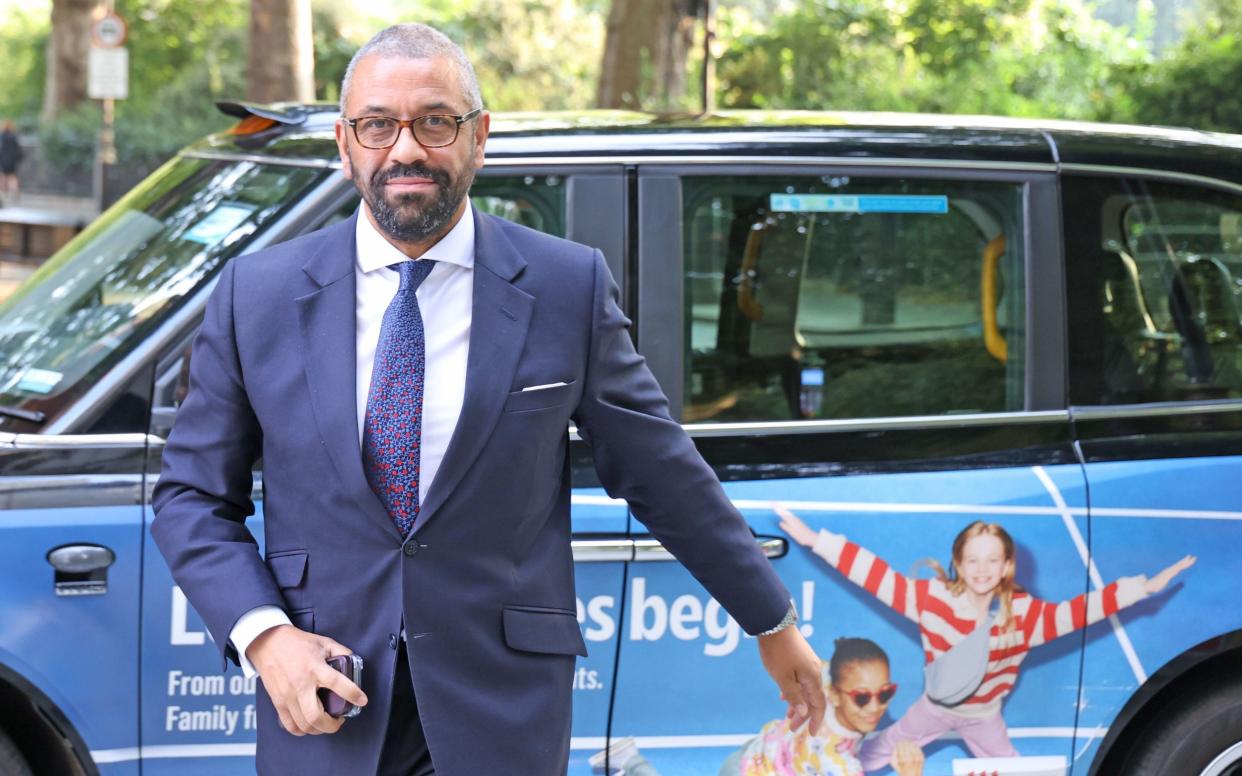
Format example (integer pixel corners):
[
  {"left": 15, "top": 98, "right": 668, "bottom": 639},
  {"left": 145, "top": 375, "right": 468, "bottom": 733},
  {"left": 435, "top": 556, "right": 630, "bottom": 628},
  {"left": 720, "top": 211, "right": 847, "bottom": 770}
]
[
  {"left": 0, "top": 459, "right": 1218, "bottom": 776},
  {"left": 605, "top": 463, "right": 1214, "bottom": 776}
]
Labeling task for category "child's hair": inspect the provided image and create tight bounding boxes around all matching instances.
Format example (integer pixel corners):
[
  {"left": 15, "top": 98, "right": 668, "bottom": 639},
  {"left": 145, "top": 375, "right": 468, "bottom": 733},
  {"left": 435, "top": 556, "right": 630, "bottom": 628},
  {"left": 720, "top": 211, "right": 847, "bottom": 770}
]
[
  {"left": 926, "top": 521, "right": 1019, "bottom": 629},
  {"left": 827, "top": 637, "right": 889, "bottom": 685}
]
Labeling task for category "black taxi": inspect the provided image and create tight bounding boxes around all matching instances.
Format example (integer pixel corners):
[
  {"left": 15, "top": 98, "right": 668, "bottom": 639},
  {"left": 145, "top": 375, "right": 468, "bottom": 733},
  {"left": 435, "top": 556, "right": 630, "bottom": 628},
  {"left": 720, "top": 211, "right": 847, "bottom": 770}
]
[{"left": 0, "top": 105, "right": 1240, "bottom": 776}]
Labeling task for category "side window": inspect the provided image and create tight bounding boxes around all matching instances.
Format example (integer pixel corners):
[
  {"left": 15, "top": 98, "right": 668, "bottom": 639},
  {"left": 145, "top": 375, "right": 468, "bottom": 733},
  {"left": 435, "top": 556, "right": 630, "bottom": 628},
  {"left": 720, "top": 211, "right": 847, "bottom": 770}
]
[
  {"left": 683, "top": 175, "right": 1026, "bottom": 422},
  {"left": 1063, "top": 175, "right": 1242, "bottom": 405}
]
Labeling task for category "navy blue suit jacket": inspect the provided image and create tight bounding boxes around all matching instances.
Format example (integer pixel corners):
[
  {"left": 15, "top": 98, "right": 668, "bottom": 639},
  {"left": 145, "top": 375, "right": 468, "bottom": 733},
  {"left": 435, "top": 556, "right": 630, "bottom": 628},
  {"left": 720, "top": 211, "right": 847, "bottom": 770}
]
[{"left": 151, "top": 210, "right": 790, "bottom": 775}]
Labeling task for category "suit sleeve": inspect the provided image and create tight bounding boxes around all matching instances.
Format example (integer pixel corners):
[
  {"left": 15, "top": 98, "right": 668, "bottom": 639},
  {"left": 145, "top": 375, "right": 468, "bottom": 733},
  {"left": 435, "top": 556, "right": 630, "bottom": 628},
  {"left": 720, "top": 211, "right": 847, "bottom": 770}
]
[
  {"left": 571, "top": 249, "right": 791, "bottom": 635},
  {"left": 150, "top": 260, "right": 285, "bottom": 667}
]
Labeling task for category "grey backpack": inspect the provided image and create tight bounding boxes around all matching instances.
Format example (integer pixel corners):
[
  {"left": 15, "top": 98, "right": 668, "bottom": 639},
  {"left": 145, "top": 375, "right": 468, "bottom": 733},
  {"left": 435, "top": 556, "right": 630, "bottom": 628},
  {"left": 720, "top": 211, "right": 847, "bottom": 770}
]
[{"left": 925, "top": 599, "right": 999, "bottom": 707}]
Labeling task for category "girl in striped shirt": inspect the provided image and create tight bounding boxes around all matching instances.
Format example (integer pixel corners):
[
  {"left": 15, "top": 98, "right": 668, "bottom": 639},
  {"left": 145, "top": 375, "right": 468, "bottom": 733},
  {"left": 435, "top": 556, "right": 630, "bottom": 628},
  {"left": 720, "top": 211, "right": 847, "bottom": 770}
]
[{"left": 775, "top": 506, "right": 1195, "bottom": 769}]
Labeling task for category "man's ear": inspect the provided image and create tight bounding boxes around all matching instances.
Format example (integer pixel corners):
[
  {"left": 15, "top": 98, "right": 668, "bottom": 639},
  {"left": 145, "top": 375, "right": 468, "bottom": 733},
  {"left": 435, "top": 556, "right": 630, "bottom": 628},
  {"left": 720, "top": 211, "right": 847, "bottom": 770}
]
[
  {"left": 471, "top": 111, "right": 491, "bottom": 170},
  {"left": 335, "top": 120, "right": 354, "bottom": 180}
]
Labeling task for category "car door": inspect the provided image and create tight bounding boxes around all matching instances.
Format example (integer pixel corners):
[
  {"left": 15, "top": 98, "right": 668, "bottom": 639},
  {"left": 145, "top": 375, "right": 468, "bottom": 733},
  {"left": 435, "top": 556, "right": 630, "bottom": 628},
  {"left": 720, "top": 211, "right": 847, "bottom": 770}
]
[
  {"left": 137, "top": 165, "right": 630, "bottom": 776},
  {"left": 607, "top": 160, "right": 1093, "bottom": 775},
  {"left": 1060, "top": 171, "right": 1242, "bottom": 770}
]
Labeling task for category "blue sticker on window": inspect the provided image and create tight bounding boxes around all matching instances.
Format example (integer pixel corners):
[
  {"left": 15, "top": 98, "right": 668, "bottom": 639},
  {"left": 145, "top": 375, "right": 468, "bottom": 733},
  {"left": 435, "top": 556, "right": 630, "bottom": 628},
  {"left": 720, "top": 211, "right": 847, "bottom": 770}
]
[
  {"left": 770, "top": 194, "right": 949, "bottom": 214},
  {"left": 183, "top": 203, "right": 257, "bottom": 245}
]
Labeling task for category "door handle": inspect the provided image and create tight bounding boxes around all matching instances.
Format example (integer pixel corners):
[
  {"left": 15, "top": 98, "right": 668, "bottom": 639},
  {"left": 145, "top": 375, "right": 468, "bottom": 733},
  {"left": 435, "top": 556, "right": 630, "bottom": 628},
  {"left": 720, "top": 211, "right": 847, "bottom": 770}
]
[{"left": 47, "top": 544, "right": 115, "bottom": 596}]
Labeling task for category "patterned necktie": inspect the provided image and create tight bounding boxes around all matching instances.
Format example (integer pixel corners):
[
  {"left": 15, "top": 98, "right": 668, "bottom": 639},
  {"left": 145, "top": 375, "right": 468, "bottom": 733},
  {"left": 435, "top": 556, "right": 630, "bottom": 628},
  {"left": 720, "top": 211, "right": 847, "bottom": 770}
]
[{"left": 363, "top": 259, "right": 436, "bottom": 536}]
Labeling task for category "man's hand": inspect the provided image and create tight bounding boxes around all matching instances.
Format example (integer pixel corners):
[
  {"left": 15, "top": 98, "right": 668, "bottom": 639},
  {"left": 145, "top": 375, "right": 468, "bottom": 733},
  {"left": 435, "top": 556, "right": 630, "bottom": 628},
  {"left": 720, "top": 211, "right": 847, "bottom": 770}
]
[
  {"left": 890, "top": 740, "right": 925, "bottom": 776},
  {"left": 247, "top": 624, "right": 368, "bottom": 736},
  {"left": 757, "top": 624, "right": 825, "bottom": 734}
]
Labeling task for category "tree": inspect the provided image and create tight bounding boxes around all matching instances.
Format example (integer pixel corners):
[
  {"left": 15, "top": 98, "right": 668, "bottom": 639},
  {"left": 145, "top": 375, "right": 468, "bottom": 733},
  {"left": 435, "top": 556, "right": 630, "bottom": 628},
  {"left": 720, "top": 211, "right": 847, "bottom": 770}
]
[
  {"left": 247, "top": 0, "right": 314, "bottom": 103},
  {"left": 597, "top": 0, "right": 703, "bottom": 110},
  {"left": 42, "top": 0, "right": 94, "bottom": 122}
]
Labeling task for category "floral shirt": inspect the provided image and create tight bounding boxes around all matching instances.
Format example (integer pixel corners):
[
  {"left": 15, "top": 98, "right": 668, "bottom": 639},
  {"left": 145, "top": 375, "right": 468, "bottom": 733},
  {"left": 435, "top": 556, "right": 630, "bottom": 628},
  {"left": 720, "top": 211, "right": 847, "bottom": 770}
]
[{"left": 737, "top": 712, "right": 863, "bottom": 776}]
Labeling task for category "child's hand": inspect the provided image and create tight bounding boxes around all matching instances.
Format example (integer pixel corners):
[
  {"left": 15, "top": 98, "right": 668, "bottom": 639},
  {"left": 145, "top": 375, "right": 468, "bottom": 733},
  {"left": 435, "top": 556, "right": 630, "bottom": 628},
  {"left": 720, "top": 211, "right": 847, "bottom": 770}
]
[
  {"left": 890, "top": 740, "right": 925, "bottom": 776},
  {"left": 772, "top": 503, "right": 817, "bottom": 547},
  {"left": 1145, "top": 554, "right": 1196, "bottom": 594}
]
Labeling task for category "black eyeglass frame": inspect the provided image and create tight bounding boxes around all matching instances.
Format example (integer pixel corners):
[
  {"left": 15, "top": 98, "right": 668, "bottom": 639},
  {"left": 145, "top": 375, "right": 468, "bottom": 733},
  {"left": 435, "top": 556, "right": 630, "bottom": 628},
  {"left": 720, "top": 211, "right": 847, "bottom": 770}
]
[{"left": 342, "top": 108, "right": 483, "bottom": 149}]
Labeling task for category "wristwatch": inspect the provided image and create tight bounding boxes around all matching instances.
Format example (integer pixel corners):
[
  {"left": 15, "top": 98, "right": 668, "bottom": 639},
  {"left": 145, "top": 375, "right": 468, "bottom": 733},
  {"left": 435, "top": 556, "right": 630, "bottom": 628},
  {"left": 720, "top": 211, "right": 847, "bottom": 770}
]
[{"left": 758, "top": 603, "right": 798, "bottom": 636}]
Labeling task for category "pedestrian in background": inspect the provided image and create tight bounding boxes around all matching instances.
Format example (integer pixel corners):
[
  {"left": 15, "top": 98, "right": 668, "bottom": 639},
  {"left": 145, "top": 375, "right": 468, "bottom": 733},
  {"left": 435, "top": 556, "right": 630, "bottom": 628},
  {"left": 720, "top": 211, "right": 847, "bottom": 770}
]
[{"left": 0, "top": 121, "right": 22, "bottom": 201}]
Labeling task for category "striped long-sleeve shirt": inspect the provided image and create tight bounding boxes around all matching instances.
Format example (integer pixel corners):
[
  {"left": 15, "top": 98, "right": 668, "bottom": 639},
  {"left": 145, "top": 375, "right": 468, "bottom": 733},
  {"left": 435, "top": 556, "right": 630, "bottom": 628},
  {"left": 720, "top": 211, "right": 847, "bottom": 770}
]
[{"left": 811, "top": 530, "right": 1148, "bottom": 715}]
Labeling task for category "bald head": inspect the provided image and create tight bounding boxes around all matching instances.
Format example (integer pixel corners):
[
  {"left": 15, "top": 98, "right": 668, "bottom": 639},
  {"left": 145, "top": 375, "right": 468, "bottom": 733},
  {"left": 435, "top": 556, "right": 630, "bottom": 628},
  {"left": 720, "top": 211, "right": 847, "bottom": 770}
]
[{"left": 340, "top": 23, "right": 483, "bottom": 116}]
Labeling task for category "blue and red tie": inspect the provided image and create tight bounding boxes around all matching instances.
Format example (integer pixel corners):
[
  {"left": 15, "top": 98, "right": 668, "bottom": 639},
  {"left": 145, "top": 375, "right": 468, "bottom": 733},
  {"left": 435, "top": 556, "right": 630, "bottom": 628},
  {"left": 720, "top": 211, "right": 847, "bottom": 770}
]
[{"left": 363, "top": 259, "right": 436, "bottom": 536}]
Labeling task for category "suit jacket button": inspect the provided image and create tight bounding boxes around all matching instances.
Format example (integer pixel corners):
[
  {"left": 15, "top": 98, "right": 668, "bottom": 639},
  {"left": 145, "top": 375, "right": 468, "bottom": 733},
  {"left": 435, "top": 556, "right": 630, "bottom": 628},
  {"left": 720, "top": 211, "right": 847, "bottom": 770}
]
[{"left": 403, "top": 543, "right": 418, "bottom": 557}]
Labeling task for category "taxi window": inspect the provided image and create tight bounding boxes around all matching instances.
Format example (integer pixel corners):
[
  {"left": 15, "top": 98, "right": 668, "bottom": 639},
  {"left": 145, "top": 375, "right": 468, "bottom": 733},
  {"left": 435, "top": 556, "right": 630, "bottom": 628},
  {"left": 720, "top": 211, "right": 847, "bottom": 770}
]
[
  {"left": 1064, "top": 175, "right": 1242, "bottom": 404},
  {"left": 682, "top": 175, "right": 1026, "bottom": 423},
  {"left": 0, "top": 157, "right": 326, "bottom": 430}
]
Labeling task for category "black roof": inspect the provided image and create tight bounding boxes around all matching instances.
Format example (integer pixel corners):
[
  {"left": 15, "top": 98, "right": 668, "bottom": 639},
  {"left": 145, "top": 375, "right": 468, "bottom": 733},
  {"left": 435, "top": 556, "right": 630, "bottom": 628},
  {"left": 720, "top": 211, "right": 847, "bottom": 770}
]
[{"left": 196, "top": 104, "right": 1242, "bottom": 185}]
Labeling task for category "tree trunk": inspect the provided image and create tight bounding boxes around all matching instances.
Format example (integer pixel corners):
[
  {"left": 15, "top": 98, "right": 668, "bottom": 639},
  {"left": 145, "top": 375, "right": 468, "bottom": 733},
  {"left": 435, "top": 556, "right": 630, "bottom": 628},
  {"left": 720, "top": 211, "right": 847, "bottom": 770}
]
[
  {"left": 247, "top": 0, "right": 314, "bottom": 104},
  {"left": 41, "top": 0, "right": 95, "bottom": 122},
  {"left": 597, "top": 0, "right": 702, "bottom": 111}
]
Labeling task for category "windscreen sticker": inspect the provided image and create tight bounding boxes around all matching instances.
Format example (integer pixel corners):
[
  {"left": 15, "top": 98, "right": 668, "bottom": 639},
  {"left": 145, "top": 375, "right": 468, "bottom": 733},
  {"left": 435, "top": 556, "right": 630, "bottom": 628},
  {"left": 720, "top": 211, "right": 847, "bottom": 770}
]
[
  {"left": 183, "top": 203, "right": 257, "bottom": 245},
  {"left": 770, "top": 193, "right": 949, "bottom": 214},
  {"left": 15, "top": 367, "right": 62, "bottom": 394}
]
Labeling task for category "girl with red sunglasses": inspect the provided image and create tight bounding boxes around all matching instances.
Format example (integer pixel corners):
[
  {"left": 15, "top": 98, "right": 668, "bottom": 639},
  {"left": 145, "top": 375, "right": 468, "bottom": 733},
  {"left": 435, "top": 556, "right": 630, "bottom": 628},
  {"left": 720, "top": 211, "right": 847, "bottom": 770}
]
[{"left": 594, "top": 637, "right": 924, "bottom": 776}]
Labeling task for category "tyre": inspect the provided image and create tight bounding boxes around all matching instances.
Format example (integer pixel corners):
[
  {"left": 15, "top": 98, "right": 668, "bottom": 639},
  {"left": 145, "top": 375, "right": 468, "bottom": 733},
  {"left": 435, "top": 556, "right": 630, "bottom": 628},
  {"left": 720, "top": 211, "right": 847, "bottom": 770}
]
[
  {"left": 1117, "top": 676, "right": 1242, "bottom": 775},
  {"left": 0, "top": 728, "right": 32, "bottom": 776}
]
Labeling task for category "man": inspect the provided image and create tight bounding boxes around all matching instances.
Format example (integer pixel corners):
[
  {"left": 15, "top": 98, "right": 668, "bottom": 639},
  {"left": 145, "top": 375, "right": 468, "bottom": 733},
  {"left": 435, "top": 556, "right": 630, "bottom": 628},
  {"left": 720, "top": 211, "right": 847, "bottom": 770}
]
[{"left": 152, "top": 23, "right": 824, "bottom": 776}]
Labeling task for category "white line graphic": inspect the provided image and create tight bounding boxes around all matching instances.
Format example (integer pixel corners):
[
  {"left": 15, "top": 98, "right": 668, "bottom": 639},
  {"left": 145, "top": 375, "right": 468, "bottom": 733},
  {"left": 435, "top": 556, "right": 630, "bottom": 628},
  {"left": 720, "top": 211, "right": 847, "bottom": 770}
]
[
  {"left": 92, "top": 727, "right": 1106, "bottom": 762},
  {"left": 570, "top": 495, "right": 1242, "bottom": 522},
  {"left": 1031, "top": 465, "right": 1147, "bottom": 684}
]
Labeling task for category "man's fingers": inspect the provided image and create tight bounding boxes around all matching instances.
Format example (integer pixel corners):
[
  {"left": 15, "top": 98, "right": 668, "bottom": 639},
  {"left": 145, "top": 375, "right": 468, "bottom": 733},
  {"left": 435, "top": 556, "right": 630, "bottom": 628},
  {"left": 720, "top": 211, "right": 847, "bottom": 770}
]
[
  {"left": 298, "top": 688, "right": 341, "bottom": 735},
  {"left": 798, "top": 672, "right": 827, "bottom": 732},
  {"left": 284, "top": 694, "right": 312, "bottom": 736},
  {"left": 316, "top": 662, "right": 369, "bottom": 707}
]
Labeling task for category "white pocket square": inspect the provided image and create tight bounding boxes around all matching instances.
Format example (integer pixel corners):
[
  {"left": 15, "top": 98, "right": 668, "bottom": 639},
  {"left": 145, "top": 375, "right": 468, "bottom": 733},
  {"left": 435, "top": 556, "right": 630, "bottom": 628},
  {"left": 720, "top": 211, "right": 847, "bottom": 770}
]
[{"left": 521, "top": 382, "right": 569, "bottom": 392}]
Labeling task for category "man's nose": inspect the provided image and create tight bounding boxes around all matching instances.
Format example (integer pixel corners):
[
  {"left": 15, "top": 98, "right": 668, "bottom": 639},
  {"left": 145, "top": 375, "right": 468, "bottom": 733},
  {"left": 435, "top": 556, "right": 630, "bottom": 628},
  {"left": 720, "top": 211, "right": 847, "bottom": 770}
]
[{"left": 386, "top": 124, "right": 430, "bottom": 164}]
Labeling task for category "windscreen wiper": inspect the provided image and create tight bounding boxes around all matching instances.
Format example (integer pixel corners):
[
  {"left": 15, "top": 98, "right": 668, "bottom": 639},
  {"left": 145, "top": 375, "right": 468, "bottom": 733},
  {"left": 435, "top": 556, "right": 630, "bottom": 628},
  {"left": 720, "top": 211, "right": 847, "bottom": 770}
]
[{"left": 0, "top": 406, "right": 47, "bottom": 423}]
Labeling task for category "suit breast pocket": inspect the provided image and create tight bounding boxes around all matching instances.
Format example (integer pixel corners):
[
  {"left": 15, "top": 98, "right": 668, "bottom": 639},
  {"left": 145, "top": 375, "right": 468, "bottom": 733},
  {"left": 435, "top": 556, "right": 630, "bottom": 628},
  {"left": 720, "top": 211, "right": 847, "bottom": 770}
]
[{"left": 503, "top": 380, "right": 576, "bottom": 414}]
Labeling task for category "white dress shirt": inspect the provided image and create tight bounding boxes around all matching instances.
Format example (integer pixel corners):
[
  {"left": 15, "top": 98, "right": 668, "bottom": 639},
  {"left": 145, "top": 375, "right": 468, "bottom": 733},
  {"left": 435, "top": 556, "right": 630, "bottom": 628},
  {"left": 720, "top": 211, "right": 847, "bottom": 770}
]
[{"left": 229, "top": 204, "right": 475, "bottom": 676}]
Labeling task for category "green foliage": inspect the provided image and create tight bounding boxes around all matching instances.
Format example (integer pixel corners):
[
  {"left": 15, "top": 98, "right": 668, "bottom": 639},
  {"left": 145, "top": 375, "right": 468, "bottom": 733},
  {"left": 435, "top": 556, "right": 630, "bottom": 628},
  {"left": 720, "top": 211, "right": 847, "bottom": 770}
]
[
  {"left": 1110, "top": 12, "right": 1242, "bottom": 132},
  {"left": 0, "top": 4, "right": 50, "bottom": 126},
  {"left": 716, "top": 0, "right": 1146, "bottom": 121}
]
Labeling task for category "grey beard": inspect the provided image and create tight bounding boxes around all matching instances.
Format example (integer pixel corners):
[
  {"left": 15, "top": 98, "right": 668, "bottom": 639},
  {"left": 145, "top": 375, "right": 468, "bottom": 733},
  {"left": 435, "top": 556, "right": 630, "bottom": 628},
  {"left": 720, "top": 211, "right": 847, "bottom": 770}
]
[{"left": 369, "top": 184, "right": 464, "bottom": 244}]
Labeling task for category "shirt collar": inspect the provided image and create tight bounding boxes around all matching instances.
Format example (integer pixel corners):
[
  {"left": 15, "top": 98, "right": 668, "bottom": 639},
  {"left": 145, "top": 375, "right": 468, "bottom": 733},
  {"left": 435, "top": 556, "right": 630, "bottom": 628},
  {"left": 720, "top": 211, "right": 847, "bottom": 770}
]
[
  {"left": 823, "top": 712, "right": 863, "bottom": 745},
  {"left": 355, "top": 201, "right": 476, "bottom": 275}
]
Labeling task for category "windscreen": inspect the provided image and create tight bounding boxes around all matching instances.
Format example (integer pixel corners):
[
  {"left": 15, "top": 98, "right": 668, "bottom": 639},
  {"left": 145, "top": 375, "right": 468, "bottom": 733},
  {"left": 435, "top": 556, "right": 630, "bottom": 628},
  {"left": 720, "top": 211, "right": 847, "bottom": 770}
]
[{"left": 0, "top": 156, "right": 328, "bottom": 430}]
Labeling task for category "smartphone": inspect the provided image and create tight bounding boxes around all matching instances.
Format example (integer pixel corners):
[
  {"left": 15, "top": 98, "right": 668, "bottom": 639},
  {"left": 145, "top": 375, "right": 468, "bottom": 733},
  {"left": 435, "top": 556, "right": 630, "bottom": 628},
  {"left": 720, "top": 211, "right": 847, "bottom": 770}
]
[{"left": 318, "top": 653, "right": 364, "bottom": 719}]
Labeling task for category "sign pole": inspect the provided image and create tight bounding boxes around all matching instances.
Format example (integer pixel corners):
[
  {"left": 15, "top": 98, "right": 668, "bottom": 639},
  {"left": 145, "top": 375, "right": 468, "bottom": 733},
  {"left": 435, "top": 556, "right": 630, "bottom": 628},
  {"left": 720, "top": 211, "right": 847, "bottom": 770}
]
[{"left": 89, "top": 0, "right": 126, "bottom": 211}]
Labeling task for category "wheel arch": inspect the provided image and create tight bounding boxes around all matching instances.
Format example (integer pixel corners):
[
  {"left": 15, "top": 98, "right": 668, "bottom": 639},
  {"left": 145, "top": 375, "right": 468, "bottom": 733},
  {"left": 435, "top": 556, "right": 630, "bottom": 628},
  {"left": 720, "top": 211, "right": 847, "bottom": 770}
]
[
  {"left": 0, "top": 661, "right": 99, "bottom": 776},
  {"left": 1088, "top": 628, "right": 1242, "bottom": 776}
]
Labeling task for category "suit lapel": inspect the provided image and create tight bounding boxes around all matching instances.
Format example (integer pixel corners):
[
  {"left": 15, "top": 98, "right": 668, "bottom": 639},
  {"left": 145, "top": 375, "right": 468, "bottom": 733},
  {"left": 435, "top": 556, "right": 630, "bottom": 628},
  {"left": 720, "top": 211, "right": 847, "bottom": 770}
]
[
  {"left": 294, "top": 213, "right": 401, "bottom": 541},
  {"left": 414, "top": 212, "right": 533, "bottom": 532}
]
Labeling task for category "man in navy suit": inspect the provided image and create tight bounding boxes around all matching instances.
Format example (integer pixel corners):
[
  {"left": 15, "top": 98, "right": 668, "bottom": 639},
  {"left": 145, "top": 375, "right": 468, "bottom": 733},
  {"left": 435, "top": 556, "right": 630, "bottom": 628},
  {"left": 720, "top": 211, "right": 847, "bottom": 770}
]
[{"left": 152, "top": 22, "right": 824, "bottom": 776}]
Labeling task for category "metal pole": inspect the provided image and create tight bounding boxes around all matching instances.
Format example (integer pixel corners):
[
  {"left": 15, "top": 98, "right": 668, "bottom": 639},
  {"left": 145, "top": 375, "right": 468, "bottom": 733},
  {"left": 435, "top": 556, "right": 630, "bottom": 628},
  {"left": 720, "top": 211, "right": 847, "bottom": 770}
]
[{"left": 701, "top": 0, "right": 717, "bottom": 115}]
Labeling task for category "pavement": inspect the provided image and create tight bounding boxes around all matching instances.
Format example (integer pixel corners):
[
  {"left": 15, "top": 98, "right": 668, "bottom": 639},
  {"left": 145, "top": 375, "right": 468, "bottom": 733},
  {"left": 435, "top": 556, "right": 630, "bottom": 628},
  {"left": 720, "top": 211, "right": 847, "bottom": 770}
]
[
  {"left": 0, "top": 192, "right": 98, "bottom": 227},
  {"left": 0, "top": 193, "right": 99, "bottom": 302}
]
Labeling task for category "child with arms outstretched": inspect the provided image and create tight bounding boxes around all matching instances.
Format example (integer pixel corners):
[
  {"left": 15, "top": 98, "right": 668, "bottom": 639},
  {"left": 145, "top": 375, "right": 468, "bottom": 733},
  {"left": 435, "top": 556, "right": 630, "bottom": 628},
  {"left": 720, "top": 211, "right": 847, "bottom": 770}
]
[{"left": 777, "top": 505, "right": 1194, "bottom": 770}]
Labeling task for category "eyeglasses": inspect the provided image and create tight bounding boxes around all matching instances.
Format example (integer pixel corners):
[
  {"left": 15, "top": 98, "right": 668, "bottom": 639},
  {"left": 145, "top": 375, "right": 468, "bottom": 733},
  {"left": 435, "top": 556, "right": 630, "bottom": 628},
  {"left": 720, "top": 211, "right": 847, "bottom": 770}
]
[
  {"left": 343, "top": 109, "right": 483, "bottom": 150},
  {"left": 838, "top": 683, "right": 898, "bottom": 708}
]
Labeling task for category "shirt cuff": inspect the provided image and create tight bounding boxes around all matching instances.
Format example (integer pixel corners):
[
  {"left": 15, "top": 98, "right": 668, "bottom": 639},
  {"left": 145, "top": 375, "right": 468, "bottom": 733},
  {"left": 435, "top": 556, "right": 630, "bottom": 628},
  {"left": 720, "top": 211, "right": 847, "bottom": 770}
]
[{"left": 230, "top": 605, "right": 291, "bottom": 678}]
